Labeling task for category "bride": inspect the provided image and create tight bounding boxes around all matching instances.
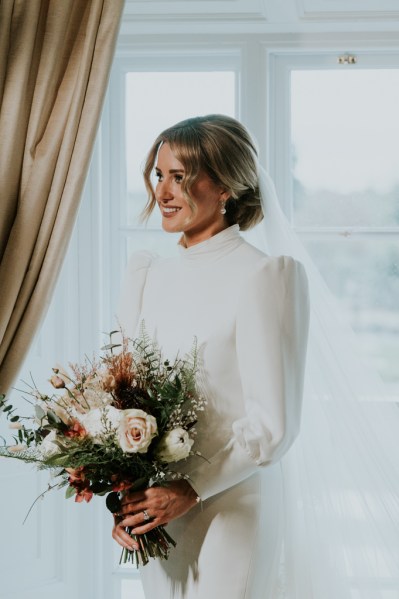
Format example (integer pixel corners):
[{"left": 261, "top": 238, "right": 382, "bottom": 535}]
[{"left": 112, "top": 114, "right": 310, "bottom": 598}]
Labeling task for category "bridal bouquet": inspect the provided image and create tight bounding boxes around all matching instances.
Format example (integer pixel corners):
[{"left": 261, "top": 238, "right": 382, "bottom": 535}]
[{"left": 0, "top": 326, "right": 205, "bottom": 566}]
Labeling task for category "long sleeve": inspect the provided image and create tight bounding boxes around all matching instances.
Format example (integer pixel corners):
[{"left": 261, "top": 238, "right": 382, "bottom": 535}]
[
  {"left": 117, "top": 251, "right": 154, "bottom": 337},
  {"left": 188, "top": 256, "right": 310, "bottom": 500}
]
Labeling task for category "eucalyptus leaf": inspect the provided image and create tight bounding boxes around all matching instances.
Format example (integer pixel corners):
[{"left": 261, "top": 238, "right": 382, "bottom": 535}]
[
  {"left": 65, "top": 485, "right": 77, "bottom": 499},
  {"left": 101, "top": 343, "right": 122, "bottom": 351},
  {"left": 35, "top": 405, "right": 46, "bottom": 420},
  {"left": 47, "top": 410, "right": 61, "bottom": 425},
  {"left": 47, "top": 454, "right": 70, "bottom": 467}
]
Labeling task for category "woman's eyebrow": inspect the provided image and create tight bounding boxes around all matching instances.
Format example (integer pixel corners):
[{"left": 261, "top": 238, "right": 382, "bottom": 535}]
[{"left": 155, "top": 167, "right": 185, "bottom": 174}]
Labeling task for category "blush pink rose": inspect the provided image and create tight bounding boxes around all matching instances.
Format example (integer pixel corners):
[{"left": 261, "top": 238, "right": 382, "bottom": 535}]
[{"left": 117, "top": 409, "right": 157, "bottom": 454}]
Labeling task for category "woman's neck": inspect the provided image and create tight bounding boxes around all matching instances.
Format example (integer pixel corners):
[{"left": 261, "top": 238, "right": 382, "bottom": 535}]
[{"left": 179, "top": 221, "right": 229, "bottom": 248}]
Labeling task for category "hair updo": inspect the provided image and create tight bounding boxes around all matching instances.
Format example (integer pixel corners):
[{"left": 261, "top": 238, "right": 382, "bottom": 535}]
[{"left": 142, "top": 114, "right": 263, "bottom": 231}]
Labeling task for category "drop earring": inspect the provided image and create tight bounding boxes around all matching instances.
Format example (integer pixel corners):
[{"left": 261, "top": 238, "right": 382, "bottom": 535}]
[{"left": 220, "top": 200, "right": 226, "bottom": 215}]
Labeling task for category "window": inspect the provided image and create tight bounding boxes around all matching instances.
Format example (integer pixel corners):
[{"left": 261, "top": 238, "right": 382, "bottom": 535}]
[
  {"left": 97, "top": 48, "right": 399, "bottom": 599},
  {"left": 272, "top": 53, "right": 399, "bottom": 394}
]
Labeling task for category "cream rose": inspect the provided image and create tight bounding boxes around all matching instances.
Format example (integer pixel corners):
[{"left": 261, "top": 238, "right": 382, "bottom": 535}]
[
  {"left": 155, "top": 428, "right": 194, "bottom": 463},
  {"left": 78, "top": 406, "right": 121, "bottom": 443},
  {"left": 117, "top": 409, "right": 157, "bottom": 454}
]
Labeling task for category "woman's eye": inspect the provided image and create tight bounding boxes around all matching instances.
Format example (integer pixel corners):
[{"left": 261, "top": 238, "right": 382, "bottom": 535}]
[
  {"left": 174, "top": 175, "right": 183, "bottom": 184},
  {"left": 155, "top": 172, "right": 163, "bottom": 181}
]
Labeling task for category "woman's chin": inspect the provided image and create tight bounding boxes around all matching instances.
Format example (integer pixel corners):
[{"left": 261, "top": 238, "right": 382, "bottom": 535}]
[
  {"left": 161, "top": 214, "right": 191, "bottom": 234},
  {"left": 161, "top": 219, "right": 182, "bottom": 234}
]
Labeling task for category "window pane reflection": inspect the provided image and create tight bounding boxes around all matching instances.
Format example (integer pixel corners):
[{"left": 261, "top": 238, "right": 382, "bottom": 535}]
[
  {"left": 303, "top": 235, "right": 399, "bottom": 386},
  {"left": 291, "top": 70, "right": 399, "bottom": 227}
]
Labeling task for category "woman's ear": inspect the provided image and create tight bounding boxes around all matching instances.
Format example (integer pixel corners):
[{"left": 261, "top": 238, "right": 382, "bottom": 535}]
[{"left": 220, "top": 189, "right": 230, "bottom": 202}]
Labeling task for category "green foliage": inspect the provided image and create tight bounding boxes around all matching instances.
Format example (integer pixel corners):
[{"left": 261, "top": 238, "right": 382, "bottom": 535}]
[{"left": 65, "top": 485, "right": 77, "bottom": 499}]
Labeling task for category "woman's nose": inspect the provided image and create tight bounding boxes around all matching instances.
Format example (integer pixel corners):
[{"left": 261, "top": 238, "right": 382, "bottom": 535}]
[{"left": 156, "top": 179, "right": 173, "bottom": 201}]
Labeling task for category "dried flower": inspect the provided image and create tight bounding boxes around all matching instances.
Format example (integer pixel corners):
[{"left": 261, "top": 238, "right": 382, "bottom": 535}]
[
  {"left": 66, "top": 467, "right": 86, "bottom": 483},
  {"left": 75, "top": 489, "right": 93, "bottom": 503},
  {"left": 101, "top": 373, "right": 117, "bottom": 392},
  {"left": 64, "top": 420, "right": 87, "bottom": 439},
  {"left": 8, "top": 445, "right": 27, "bottom": 453},
  {"left": 50, "top": 375, "right": 66, "bottom": 389}
]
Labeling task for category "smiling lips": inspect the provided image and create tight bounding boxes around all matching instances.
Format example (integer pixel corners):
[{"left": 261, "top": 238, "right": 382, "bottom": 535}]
[{"left": 160, "top": 206, "right": 182, "bottom": 216}]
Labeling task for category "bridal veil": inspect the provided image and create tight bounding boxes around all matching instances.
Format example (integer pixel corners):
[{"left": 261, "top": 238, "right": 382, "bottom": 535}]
[{"left": 254, "top": 166, "right": 399, "bottom": 598}]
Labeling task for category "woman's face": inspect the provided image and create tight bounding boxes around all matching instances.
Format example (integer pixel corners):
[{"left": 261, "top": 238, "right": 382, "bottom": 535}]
[{"left": 154, "top": 143, "right": 228, "bottom": 246}]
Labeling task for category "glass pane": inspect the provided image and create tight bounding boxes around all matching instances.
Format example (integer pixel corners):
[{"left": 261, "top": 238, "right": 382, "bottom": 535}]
[
  {"left": 302, "top": 235, "right": 399, "bottom": 388},
  {"left": 291, "top": 70, "right": 399, "bottom": 227},
  {"left": 125, "top": 71, "right": 236, "bottom": 227}
]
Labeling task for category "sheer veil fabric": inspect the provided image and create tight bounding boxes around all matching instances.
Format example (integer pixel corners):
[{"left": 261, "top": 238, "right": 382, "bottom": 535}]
[{"left": 254, "top": 167, "right": 399, "bottom": 598}]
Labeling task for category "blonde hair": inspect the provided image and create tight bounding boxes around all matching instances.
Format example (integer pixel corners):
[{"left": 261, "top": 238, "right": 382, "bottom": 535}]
[{"left": 142, "top": 114, "right": 263, "bottom": 231}]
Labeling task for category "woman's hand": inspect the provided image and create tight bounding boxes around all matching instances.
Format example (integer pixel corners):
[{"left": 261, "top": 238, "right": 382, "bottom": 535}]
[{"left": 111, "top": 480, "right": 198, "bottom": 551}]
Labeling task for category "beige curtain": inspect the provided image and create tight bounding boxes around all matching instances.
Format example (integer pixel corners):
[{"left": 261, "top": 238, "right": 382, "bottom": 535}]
[{"left": 0, "top": 0, "right": 124, "bottom": 394}]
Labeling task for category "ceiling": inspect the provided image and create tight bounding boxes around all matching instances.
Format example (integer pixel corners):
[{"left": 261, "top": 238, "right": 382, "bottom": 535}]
[{"left": 121, "top": 0, "right": 399, "bottom": 33}]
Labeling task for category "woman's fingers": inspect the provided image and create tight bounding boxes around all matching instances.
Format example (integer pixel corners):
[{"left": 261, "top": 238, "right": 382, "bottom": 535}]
[
  {"left": 129, "top": 520, "right": 160, "bottom": 535},
  {"left": 112, "top": 481, "right": 198, "bottom": 545},
  {"left": 118, "top": 491, "right": 166, "bottom": 520},
  {"left": 112, "top": 517, "right": 140, "bottom": 551},
  {"left": 120, "top": 510, "right": 161, "bottom": 532},
  {"left": 120, "top": 490, "right": 146, "bottom": 505}
]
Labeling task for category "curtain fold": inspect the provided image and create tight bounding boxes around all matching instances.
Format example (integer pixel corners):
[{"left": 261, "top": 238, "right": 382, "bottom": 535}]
[{"left": 0, "top": 0, "right": 124, "bottom": 394}]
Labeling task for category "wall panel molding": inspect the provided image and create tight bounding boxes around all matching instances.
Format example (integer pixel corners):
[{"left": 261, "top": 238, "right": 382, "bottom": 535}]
[
  {"left": 123, "top": 0, "right": 268, "bottom": 22},
  {"left": 297, "top": 0, "right": 399, "bottom": 21}
]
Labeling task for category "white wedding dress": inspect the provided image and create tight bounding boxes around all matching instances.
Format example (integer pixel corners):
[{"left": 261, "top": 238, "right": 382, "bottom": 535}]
[{"left": 118, "top": 224, "right": 310, "bottom": 599}]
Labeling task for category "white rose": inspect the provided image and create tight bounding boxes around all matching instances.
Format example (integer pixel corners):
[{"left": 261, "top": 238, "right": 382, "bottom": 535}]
[
  {"left": 155, "top": 428, "right": 194, "bottom": 463},
  {"left": 40, "top": 431, "right": 61, "bottom": 457},
  {"left": 117, "top": 409, "right": 157, "bottom": 454},
  {"left": 82, "top": 386, "right": 113, "bottom": 409},
  {"left": 79, "top": 406, "right": 121, "bottom": 443}
]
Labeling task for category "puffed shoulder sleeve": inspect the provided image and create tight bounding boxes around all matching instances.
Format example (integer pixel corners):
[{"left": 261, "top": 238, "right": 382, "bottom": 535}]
[
  {"left": 188, "top": 256, "right": 310, "bottom": 500},
  {"left": 117, "top": 251, "right": 155, "bottom": 337}
]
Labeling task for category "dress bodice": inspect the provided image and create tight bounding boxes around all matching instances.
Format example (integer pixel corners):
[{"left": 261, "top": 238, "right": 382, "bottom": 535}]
[{"left": 118, "top": 225, "right": 309, "bottom": 500}]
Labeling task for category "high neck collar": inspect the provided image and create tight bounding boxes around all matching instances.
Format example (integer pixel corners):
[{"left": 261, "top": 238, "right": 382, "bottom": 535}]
[{"left": 177, "top": 225, "right": 243, "bottom": 262}]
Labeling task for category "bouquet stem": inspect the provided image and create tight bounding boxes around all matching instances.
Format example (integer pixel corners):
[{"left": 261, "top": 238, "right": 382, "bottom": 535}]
[{"left": 120, "top": 525, "right": 177, "bottom": 566}]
